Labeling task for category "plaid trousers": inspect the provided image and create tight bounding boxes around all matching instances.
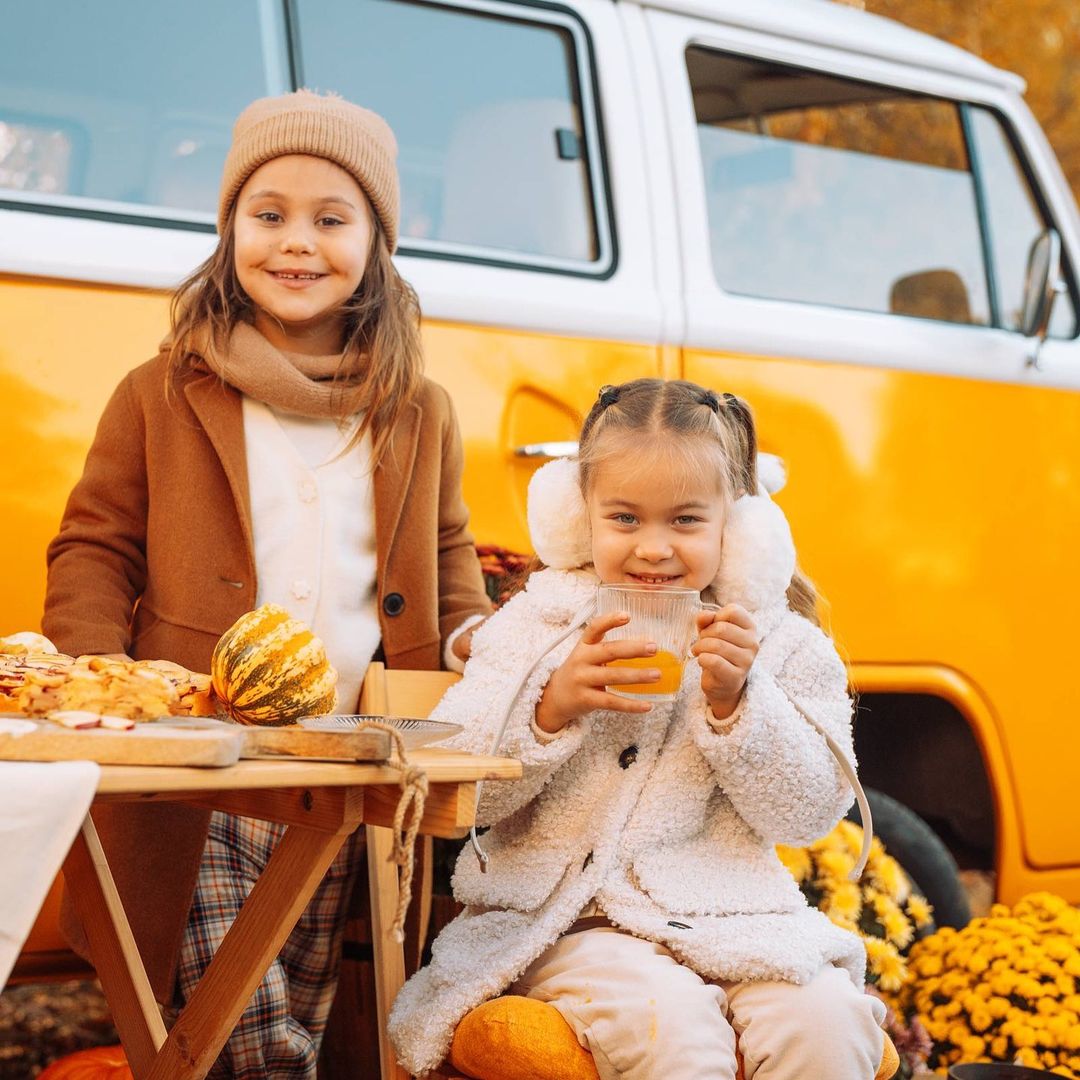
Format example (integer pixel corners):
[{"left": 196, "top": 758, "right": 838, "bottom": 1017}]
[{"left": 177, "top": 811, "right": 365, "bottom": 1079}]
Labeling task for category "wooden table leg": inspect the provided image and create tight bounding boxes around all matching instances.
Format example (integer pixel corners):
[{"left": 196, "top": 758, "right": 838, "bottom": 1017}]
[
  {"left": 143, "top": 821, "right": 355, "bottom": 1080},
  {"left": 62, "top": 813, "right": 168, "bottom": 1077},
  {"left": 367, "top": 824, "right": 410, "bottom": 1080}
]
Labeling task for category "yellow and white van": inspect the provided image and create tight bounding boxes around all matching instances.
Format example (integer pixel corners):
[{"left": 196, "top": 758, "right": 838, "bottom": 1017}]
[{"left": 3, "top": 0, "right": 1079, "bottom": 957}]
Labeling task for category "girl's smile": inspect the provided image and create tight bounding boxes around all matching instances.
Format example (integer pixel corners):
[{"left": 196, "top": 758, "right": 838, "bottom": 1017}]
[
  {"left": 233, "top": 154, "right": 374, "bottom": 354},
  {"left": 586, "top": 444, "right": 727, "bottom": 592},
  {"left": 266, "top": 268, "right": 329, "bottom": 287}
]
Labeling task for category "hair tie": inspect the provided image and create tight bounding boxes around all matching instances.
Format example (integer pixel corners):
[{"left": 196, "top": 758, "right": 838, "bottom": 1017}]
[
  {"left": 598, "top": 385, "right": 621, "bottom": 409},
  {"left": 699, "top": 390, "right": 721, "bottom": 413}
]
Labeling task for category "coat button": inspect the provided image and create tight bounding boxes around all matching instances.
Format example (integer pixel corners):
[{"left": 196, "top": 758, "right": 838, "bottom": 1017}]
[
  {"left": 618, "top": 745, "right": 638, "bottom": 769},
  {"left": 383, "top": 592, "right": 405, "bottom": 617},
  {"left": 667, "top": 920, "right": 692, "bottom": 930}
]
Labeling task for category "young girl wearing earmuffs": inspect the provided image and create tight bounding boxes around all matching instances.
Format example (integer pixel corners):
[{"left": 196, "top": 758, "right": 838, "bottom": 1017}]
[{"left": 389, "top": 378, "right": 887, "bottom": 1080}]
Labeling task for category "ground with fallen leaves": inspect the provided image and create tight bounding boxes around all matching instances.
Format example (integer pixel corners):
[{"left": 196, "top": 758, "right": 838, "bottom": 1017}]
[{"left": 0, "top": 980, "right": 117, "bottom": 1078}]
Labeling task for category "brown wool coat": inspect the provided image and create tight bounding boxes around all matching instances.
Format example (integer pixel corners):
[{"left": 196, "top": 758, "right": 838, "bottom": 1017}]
[{"left": 43, "top": 351, "right": 491, "bottom": 1003}]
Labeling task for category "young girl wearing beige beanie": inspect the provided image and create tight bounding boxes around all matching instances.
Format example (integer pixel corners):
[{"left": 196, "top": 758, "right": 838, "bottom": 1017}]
[{"left": 44, "top": 89, "right": 491, "bottom": 1077}]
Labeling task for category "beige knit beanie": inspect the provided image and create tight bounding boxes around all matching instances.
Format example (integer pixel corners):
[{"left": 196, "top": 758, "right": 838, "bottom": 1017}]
[{"left": 218, "top": 89, "right": 400, "bottom": 251}]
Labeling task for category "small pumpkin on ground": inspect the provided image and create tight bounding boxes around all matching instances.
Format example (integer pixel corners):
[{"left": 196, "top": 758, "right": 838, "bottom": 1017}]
[
  {"left": 37, "top": 1044, "right": 132, "bottom": 1079},
  {"left": 210, "top": 604, "right": 338, "bottom": 726}
]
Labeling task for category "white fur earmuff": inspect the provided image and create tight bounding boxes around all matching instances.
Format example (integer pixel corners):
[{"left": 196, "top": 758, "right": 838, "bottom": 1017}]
[
  {"left": 526, "top": 455, "right": 796, "bottom": 615},
  {"left": 712, "top": 492, "right": 796, "bottom": 615},
  {"left": 527, "top": 458, "right": 592, "bottom": 570},
  {"left": 756, "top": 452, "right": 787, "bottom": 497}
]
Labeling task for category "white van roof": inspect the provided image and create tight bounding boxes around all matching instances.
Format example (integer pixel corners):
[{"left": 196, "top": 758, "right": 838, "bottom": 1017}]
[{"left": 635, "top": 0, "right": 1025, "bottom": 93}]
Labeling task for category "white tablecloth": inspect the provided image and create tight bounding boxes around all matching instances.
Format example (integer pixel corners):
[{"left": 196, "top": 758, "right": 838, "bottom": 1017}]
[{"left": 0, "top": 759, "right": 100, "bottom": 988}]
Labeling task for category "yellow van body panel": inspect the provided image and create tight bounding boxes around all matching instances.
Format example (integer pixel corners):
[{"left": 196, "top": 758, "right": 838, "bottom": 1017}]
[
  {"left": 685, "top": 348, "right": 1080, "bottom": 889},
  {"left": 1, "top": 279, "right": 171, "bottom": 633},
  {"left": 0, "top": 276, "right": 658, "bottom": 629},
  {"left": 421, "top": 319, "right": 659, "bottom": 553}
]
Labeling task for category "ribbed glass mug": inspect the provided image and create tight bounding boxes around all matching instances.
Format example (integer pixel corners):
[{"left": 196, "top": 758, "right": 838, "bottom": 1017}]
[{"left": 596, "top": 583, "right": 720, "bottom": 702}]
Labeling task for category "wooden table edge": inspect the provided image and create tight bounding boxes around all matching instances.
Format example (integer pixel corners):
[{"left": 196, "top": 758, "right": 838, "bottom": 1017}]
[{"left": 91, "top": 750, "right": 521, "bottom": 795}]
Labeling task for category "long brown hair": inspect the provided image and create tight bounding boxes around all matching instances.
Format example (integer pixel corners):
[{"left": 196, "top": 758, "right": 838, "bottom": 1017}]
[
  {"left": 577, "top": 378, "right": 822, "bottom": 625},
  {"left": 166, "top": 204, "right": 423, "bottom": 468}
]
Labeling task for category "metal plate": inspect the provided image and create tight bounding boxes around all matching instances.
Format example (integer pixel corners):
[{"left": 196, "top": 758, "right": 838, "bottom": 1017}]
[{"left": 298, "top": 714, "right": 463, "bottom": 749}]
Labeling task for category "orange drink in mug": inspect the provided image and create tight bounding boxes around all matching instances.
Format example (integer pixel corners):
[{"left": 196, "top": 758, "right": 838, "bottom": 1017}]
[{"left": 597, "top": 584, "right": 720, "bottom": 702}]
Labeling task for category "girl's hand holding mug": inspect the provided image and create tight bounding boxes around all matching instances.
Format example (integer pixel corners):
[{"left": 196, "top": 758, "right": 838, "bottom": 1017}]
[
  {"left": 691, "top": 604, "right": 759, "bottom": 723},
  {"left": 535, "top": 612, "right": 658, "bottom": 734}
]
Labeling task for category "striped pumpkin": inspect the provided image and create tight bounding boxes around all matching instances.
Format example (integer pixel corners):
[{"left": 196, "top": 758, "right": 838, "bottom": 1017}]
[{"left": 210, "top": 604, "right": 338, "bottom": 726}]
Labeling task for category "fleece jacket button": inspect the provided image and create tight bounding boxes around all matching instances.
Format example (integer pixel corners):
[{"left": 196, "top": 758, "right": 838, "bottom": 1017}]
[
  {"left": 667, "top": 920, "right": 692, "bottom": 930},
  {"left": 618, "top": 745, "right": 638, "bottom": 769},
  {"left": 382, "top": 592, "right": 405, "bottom": 617}
]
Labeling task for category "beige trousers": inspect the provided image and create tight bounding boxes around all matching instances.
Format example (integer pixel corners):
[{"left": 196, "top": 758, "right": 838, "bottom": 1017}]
[{"left": 510, "top": 927, "right": 887, "bottom": 1080}]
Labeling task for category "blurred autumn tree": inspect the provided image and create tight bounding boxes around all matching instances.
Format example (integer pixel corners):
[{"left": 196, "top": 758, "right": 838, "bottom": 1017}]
[{"left": 834, "top": 0, "right": 1080, "bottom": 203}]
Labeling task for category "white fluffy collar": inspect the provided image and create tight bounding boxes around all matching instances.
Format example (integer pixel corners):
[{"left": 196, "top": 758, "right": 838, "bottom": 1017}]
[{"left": 526, "top": 457, "right": 796, "bottom": 625}]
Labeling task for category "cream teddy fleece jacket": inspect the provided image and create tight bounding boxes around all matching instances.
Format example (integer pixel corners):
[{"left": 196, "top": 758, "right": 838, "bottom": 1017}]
[{"left": 388, "top": 566, "right": 866, "bottom": 1076}]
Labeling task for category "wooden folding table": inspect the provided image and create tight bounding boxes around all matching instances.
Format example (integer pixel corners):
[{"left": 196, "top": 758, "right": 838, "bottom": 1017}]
[{"left": 62, "top": 750, "right": 520, "bottom": 1080}]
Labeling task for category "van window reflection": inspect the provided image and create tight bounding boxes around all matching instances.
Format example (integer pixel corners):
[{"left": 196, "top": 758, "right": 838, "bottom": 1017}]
[
  {"left": 0, "top": 0, "right": 269, "bottom": 214},
  {"left": 966, "top": 107, "right": 1077, "bottom": 339},
  {"left": 688, "top": 47, "right": 991, "bottom": 327},
  {"left": 296, "top": 0, "right": 599, "bottom": 262}
]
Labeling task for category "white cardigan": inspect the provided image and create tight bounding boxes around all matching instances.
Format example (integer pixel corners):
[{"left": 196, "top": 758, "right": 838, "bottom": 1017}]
[
  {"left": 243, "top": 399, "right": 380, "bottom": 711},
  {"left": 388, "top": 564, "right": 866, "bottom": 1076}
]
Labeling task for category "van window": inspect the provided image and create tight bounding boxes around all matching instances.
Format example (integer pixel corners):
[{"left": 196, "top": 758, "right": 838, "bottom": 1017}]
[
  {"left": 686, "top": 48, "right": 991, "bottom": 326},
  {"left": 966, "top": 107, "right": 1077, "bottom": 339},
  {"left": 0, "top": 0, "right": 274, "bottom": 218},
  {"left": 296, "top": 0, "right": 604, "bottom": 268}
]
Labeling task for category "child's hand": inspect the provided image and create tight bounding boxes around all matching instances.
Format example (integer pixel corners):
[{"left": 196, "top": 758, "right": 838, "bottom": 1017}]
[
  {"left": 691, "top": 605, "right": 759, "bottom": 723},
  {"left": 535, "top": 612, "right": 657, "bottom": 734},
  {"left": 451, "top": 618, "right": 487, "bottom": 662}
]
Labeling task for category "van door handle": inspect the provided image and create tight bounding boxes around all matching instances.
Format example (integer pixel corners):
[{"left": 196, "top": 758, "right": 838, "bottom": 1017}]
[{"left": 513, "top": 441, "right": 579, "bottom": 459}]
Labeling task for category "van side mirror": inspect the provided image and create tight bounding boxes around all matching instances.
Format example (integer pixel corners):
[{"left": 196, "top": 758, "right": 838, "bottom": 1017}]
[{"left": 1021, "top": 228, "right": 1066, "bottom": 368}]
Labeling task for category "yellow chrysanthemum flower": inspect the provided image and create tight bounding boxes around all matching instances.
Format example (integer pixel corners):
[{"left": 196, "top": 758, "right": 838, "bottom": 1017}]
[
  {"left": 915, "top": 954, "right": 941, "bottom": 980},
  {"left": 824, "top": 881, "right": 862, "bottom": 924},
  {"left": 832, "top": 819, "right": 865, "bottom": 859},
  {"left": 816, "top": 847, "right": 856, "bottom": 881},
  {"left": 775, "top": 844, "right": 813, "bottom": 883},
  {"left": 895, "top": 892, "right": 1080, "bottom": 1074},
  {"left": 1011, "top": 1024, "right": 1038, "bottom": 1049},
  {"left": 879, "top": 908, "right": 911, "bottom": 948},
  {"left": 865, "top": 936, "right": 907, "bottom": 993},
  {"left": 960, "top": 1036, "right": 986, "bottom": 1058},
  {"left": 907, "top": 893, "right": 934, "bottom": 929},
  {"left": 869, "top": 854, "right": 909, "bottom": 902}
]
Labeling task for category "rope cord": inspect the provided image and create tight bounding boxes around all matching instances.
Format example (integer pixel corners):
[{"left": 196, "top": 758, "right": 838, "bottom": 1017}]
[{"left": 359, "top": 720, "right": 430, "bottom": 943}]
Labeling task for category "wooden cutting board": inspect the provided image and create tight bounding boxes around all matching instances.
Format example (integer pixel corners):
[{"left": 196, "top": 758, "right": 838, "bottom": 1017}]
[
  {"left": 161, "top": 717, "right": 393, "bottom": 762},
  {"left": 242, "top": 725, "right": 391, "bottom": 761},
  {"left": 0, "top": 717, "right": 244, "bottom": 767}
]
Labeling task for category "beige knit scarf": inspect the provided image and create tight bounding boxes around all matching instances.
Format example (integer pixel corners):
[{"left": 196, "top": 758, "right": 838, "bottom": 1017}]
[{"left": 193, "top": 322, "right": 363, "bottom": 418}]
